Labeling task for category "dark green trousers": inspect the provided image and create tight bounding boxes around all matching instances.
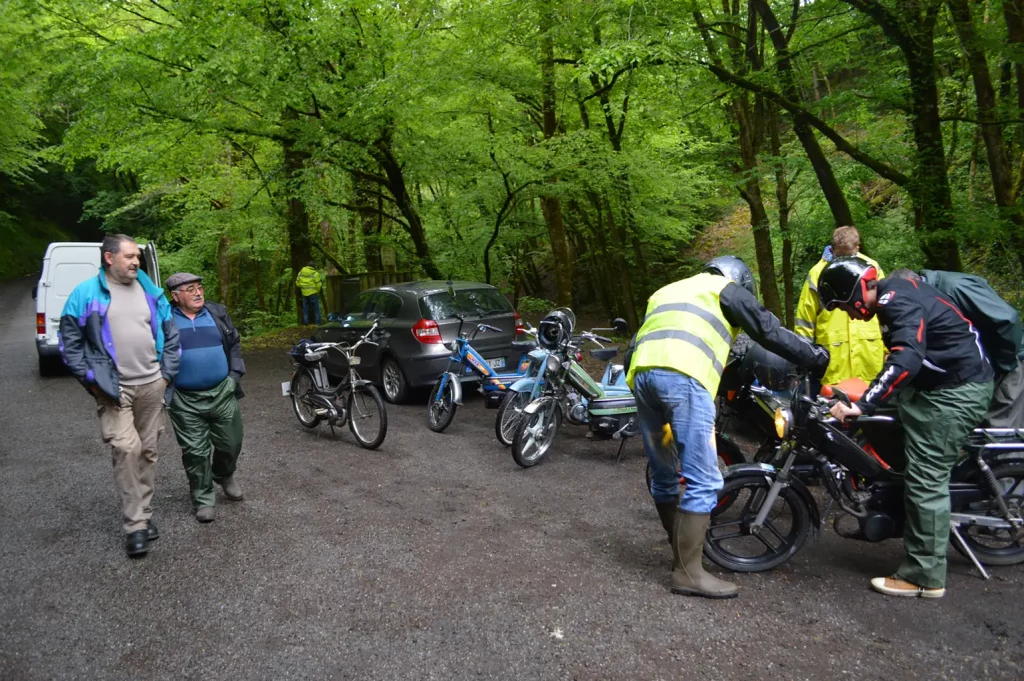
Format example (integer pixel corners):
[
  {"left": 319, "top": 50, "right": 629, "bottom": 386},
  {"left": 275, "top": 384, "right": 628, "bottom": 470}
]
[
  {"left": 895, "top": 380, "right": 993, "bottom": 588},
  {"left": 168, "top": 377, "right": 243, "bottom": 509}
]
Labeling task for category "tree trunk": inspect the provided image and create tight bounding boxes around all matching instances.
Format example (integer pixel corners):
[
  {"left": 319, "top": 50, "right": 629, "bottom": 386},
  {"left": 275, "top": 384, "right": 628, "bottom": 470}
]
[
  {"left": 216, "top": 233, "right": 231, "bottom": 307},
  {"left": 538, "top": 0, "right": 573, "bottom": 307},
  {"left": 769, "top": 104, "right": 795, "bottom": 329},
  {"left": 283, "top": 132, "right": 313, "bottom": 325},
  {"left": 950, "top": 0, "right": 1024, "bottom": 271},
  {"left": 752, "top": 0, "right": 853, "bottom": 227},
  {"left": 371, "top": 137, "right": 441, "bottom": 278}
]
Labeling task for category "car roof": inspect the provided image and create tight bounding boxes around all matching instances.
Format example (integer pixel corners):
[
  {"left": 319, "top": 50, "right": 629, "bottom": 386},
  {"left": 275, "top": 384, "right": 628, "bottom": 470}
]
[{"left": 372, "top": 280, "right": 499, "bottom": 297}]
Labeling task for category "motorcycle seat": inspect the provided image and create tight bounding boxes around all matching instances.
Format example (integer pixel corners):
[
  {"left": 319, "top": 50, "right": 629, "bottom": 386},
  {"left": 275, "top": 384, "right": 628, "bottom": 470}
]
[
  {"left": 590, "top": 347, "right": 620, "bottom": 362},
  {"left": 820, "top": 377, "right": 870, "bottom": 403},
  {"left": 510, "top": 340, "right": 538, "bottom": 351}
]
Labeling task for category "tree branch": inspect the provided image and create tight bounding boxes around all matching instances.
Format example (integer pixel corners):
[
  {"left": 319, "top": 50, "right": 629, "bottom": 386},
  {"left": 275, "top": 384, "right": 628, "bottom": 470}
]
[{"left": 699, "top": 61, "right": 911, "bottom": 186}]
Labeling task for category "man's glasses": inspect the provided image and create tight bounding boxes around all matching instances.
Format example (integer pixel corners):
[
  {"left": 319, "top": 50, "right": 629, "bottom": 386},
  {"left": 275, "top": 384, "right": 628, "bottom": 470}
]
[{"left": 177, "top": 284, "right": 204, "bottom": 294}]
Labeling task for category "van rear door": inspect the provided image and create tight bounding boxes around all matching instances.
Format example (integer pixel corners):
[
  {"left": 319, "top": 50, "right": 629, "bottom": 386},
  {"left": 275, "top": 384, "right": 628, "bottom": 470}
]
[
  {"left": 39, "top": 243, "right": 101, "bottom": 346},
  {"left": 140, "top": 242, "right": 160, "bottom": 286}
]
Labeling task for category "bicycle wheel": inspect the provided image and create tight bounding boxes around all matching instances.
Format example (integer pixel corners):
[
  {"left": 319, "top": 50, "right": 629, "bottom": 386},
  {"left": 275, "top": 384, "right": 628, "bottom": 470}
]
[
  {"left": 290, "top": 368, "right": 321, "bottom": 429},
  {"left": 348, "top": 384, "right": 388, "bottom": 449}
]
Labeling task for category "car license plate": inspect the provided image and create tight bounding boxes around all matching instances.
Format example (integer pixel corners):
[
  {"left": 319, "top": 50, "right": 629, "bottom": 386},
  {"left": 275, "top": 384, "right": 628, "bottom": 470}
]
[
  {"left": 281, "top": 381, "right": 291, "bottom": 397},
  {"left": 488, "top": 357, "right": 506, "bottom": 369}
]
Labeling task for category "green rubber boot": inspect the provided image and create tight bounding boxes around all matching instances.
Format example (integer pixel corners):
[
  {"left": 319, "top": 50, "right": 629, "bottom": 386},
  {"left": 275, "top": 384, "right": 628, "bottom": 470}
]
[{"left": 670, "top": 512, "right": 738, "bottom": 599}]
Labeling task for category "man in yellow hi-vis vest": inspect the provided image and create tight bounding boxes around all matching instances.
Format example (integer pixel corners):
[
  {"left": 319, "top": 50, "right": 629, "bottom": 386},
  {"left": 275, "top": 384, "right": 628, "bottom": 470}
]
[
  {"left": 295, "top": 261, "right": 325, "bottom": 325},
  {"left": 795, "top": 226, "right": 885, "bottom": 385},
  {"left": 628, "top": 255, "right": 830, "bottom": 599}
]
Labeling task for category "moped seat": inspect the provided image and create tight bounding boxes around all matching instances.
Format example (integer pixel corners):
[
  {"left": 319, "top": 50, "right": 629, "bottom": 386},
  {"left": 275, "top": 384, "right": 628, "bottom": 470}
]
[
  {"left": 590, "top": 347, "right": 620, "bottom": 362},
  {"left": 510, "top": 340, "right": 538, "bottom": 351},
  {"left": 820, "top": 377, "right": 869, "bottom": 403}
]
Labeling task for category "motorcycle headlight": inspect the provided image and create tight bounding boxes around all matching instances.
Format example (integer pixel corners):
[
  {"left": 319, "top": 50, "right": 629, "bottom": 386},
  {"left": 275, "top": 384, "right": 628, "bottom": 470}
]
[
  {"left": 545, "top": 355, "right": 562, "bottom": 375},
  {"left": 774, "top": 407, "right": 791, "bottom": 439}
]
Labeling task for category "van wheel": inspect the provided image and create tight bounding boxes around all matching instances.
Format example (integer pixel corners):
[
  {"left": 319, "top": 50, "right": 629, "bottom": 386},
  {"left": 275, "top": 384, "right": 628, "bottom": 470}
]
[
  {"left": 381, "top": 357, "right": 409, "bottom": 404},
  {"left": 38, "top": 354, "right": 63, "bottom": 377}
]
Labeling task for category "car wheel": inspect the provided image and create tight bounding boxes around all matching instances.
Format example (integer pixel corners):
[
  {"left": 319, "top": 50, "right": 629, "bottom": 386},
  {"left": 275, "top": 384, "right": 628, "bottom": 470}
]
[{"left": 381, "top": 357, "right": 409, "bottom": 404}]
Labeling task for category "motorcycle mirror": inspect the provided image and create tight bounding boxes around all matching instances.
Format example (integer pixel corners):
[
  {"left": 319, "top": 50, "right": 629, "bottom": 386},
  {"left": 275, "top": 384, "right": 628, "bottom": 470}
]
[
  {"left": 612, "top": 318, "right": 629, "bottom": 334},
  {"left": 832, "top": 388, "right": 852, "bottom": 408}
]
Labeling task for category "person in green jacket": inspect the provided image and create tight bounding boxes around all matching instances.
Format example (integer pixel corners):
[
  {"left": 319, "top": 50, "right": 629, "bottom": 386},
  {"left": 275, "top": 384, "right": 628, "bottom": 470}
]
[
  {"left": 891, "top": 268, "right": 1023, "bottom": 428},
  {"left": 295, "top": 261, "right": 324, "bottom": 325}
]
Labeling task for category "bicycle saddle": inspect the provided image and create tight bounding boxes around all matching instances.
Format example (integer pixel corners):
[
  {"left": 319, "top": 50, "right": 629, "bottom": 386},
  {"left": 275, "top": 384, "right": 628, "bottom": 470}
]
[{"left": 590, "top": 347, "right": 620, "bottom": 362}]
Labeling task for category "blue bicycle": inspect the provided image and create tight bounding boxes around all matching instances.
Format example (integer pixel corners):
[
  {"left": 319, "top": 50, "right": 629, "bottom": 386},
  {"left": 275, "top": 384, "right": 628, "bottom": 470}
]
[{"left": 426, "top": 316, "right": 539, "bottom": 433}]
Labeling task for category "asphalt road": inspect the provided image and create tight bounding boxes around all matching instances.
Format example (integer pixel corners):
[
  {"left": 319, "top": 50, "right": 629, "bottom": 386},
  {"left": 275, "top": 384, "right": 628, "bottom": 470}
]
[{"left": 1, "top": 278, "right": 1021, "bottom": 681}]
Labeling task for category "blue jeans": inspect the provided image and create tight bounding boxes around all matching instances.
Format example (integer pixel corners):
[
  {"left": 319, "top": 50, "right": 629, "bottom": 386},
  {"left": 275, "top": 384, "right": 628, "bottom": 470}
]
[
  {"left": 302, "top": 294, "right": 321, "bottom": 325},
  {"left": 634, "top": 369, "right": 722, "bottom": 514}
]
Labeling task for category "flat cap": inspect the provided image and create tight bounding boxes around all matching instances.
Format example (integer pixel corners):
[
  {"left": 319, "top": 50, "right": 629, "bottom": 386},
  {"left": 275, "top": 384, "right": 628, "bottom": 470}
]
[{"left": 165, "top": 272, "right": 203, "bottom": 291}]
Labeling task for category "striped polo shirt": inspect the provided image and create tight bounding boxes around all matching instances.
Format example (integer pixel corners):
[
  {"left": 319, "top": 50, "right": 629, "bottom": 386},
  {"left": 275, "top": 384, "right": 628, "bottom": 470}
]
[{"left": 172, "top": 306, "right": 229, "bottom": 391}]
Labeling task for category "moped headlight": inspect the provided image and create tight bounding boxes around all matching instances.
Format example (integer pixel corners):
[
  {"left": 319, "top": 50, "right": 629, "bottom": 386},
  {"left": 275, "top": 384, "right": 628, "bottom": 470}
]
[
  {"left": 773, "top": 407, "right": 791, "bottom": 439},
  {"left": 546, "top": 355, "right": 562, "bottom": 375}
]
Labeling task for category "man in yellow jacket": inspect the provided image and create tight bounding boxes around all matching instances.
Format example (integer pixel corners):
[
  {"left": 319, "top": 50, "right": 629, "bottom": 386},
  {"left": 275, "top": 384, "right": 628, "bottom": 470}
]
[
  {"left": 295, "top": 261, "right": 324, "bottom": 325},
  {"left": 795, "top": 226, "right": 885, "bottom": 385}
]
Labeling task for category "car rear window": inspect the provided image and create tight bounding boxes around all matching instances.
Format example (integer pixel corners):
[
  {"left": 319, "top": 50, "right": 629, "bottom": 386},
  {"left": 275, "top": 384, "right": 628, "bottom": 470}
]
[{"left": 419, "top": 288, "right": 512, "bottom": 321}]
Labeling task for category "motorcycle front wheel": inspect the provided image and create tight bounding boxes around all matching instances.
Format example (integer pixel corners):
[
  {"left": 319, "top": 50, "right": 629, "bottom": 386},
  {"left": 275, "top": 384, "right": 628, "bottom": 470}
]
[
  {"left": 290, "top": 368, "right": 321, "bottom": 429},
  {"left": 703, "top": 474, "right": 812, "bottom": 573},
  {"left": 348, "top": 384, "right": 388, "bottom": 450},
  {"left": 426, "top": 379, "right": 458, "bottom": 433},
  {"left": 952, "top": 461, "right": 1024, "bottom": 566},
  {"left": 495, "top": 390, "right": 532, "bottom": 447},
  {"left": 512, "top": 402, "right": 562, "bottom": 468}
]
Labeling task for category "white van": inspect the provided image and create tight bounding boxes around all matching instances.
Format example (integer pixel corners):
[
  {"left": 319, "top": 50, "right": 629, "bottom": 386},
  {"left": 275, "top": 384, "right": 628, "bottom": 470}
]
[{"left": 34, "top": 241, "right": 160, "bottom": 375}]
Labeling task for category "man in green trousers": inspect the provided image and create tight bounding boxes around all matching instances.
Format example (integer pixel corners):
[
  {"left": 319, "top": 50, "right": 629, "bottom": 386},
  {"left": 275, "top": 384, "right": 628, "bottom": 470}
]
[
  {"left": 165, "top": 272, "right": 247, "bottom": 523},
  {"left": 818, "top": 258, "right": 993, "bottom": 599}
]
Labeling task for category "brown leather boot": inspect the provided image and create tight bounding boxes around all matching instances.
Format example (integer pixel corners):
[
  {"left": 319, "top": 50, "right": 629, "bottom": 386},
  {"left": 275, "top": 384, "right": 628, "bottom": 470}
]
[
  {"left": 670, "top": 512, "right": 738, "bottom": 599},
  {"left": 655, "top": 498, "right": 678, "bottom": 544}
]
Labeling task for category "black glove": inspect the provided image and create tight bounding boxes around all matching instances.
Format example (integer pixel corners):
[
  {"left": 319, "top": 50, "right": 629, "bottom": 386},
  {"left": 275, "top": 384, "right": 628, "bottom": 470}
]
[{"left": 810, "top": 344, "right": 831, "bottom": 379}]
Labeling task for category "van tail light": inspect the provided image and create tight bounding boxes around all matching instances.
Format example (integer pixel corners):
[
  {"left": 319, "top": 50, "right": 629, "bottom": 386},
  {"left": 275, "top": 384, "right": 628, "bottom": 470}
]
[
  {"left": 36, "top": 313, "right": 46, "bottom": 335},
  {"left": 514, "top": 311, "right": 525, "bottom": 336},
  {"left": 412, "top": 318, "right": 442, "bottom": 344}
]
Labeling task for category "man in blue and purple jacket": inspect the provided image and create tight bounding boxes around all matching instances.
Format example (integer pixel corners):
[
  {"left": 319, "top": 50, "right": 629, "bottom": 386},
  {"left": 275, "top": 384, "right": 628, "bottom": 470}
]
[{"left": 59, "top": 234, "right": 180, "bottom": 558}]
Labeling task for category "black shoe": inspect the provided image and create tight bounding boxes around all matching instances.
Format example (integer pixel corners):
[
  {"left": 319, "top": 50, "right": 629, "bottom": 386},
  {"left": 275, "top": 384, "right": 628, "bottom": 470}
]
[
  {"left": 147, "top": 520, "right": 159, "bottom": 541},
  {"left": 125, "top": 530, "right": 149, "bottom": 558}
]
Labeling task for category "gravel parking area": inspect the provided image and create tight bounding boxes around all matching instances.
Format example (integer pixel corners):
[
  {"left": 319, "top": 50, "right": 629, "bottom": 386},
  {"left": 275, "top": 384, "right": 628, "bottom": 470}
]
[{"left": 1, "top": 279, "right": 1021, "bottom": 680}]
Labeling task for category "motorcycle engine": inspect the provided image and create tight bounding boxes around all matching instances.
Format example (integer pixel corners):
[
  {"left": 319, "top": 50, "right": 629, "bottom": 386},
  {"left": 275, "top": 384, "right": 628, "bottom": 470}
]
[{"left": 566, "top": 391, "right": 587, "bottom": 424}]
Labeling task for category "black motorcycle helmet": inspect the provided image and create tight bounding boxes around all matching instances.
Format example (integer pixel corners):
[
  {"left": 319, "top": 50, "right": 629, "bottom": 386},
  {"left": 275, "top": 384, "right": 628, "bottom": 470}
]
[
  {"left": 538, "top": 308, "right": 575, "bottom": 349},
  {"left": 817, "top": 256, "right": 878, "bottom": 320},
  {"left": 703, "top": 255, "right": 758, "bottom": 298}
]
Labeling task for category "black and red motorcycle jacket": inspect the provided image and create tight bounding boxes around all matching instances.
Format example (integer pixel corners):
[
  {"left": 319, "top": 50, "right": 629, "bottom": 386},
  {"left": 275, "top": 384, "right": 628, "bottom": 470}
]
[{"left": 860, "top": 277, "right": 994, "bottom": 414}]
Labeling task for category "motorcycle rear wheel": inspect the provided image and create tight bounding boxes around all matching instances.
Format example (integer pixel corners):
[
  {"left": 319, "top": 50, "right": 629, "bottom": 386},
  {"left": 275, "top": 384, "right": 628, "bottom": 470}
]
[
  {"left": 495, "top": 389, "right": 531, "bottom": 447},
  {"left": 290, "top": 368, "right": 321, "bottom": 429},
  {"left": 703, "top": 474, "right": 812, "bottom": 573},
  {"left": 952, "top": 461, "right": 1024, "bottom": 566}
]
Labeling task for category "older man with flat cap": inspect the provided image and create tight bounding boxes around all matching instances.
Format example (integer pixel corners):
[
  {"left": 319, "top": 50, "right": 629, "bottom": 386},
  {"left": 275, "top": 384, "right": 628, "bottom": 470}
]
[{"left": 166, "top": 272, "right": 247, "bottom": 523}]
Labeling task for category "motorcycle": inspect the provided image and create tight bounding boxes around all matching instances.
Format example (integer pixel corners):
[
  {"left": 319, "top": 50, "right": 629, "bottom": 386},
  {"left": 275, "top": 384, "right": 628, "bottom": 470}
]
[
  {"left": 494, "top": 307, "right": 581, "bottom": 447},
  {"left": 703, "top": 368, "right": 1024, "bottom": 577},
  {"left": 284, "top": 320, "right": 389, "bottom": 450},
  {"left": 426, "top": 316, "right": 539, "bottom": 433},
  {"left": 511, "top": 319, "right": 639, "bottom": 468}
]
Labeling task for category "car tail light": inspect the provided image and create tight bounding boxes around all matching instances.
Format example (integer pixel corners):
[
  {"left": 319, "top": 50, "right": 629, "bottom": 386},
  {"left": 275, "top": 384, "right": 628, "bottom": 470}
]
[
  {"left": 514, "top": 311, "right": 525, "bottom": 336},
  {"left": 36, "top": 313, "right": 46, "bottom": 335},
  {"left": 412, "top": 318, "right": 442, "bottom": 344}
]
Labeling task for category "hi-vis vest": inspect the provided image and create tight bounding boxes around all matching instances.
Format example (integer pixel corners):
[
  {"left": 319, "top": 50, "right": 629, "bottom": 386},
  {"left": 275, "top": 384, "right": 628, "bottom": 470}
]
[
  {"left": 295, "top": 266, "right": 323, "bottom": 297},
  {"left": 626, "top": 273, "right": 739, "bottom": 397},
  {"left": 794, "top": 254, "right": 885, "bottom": 385}
]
